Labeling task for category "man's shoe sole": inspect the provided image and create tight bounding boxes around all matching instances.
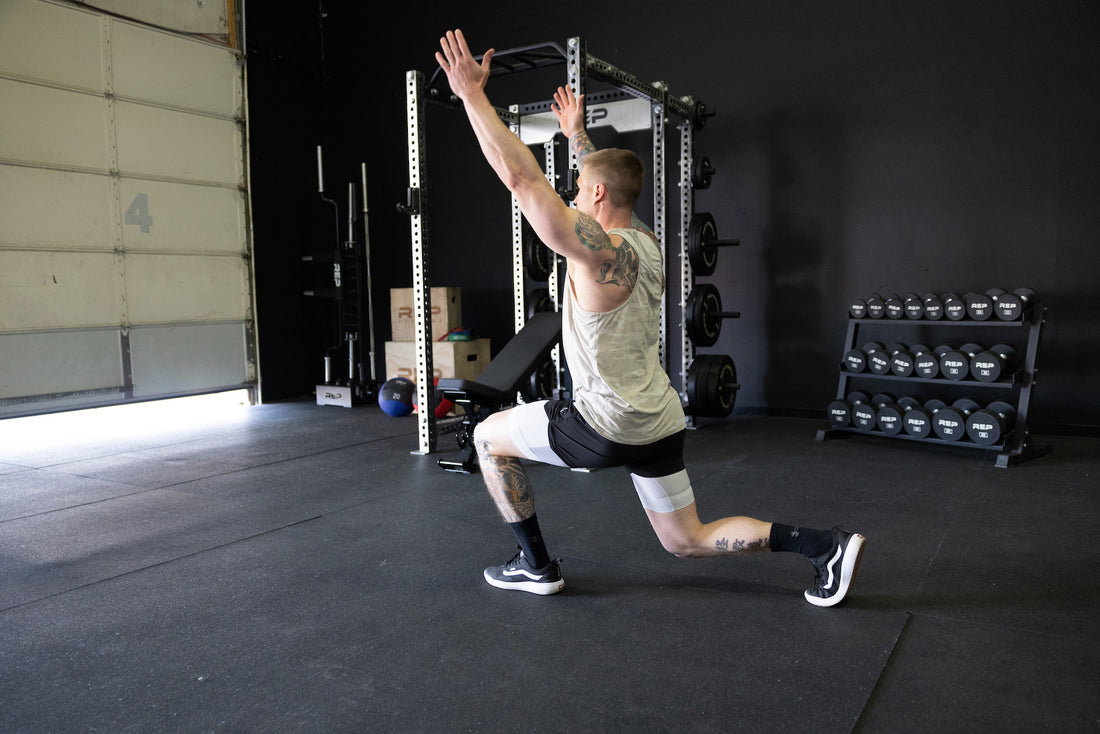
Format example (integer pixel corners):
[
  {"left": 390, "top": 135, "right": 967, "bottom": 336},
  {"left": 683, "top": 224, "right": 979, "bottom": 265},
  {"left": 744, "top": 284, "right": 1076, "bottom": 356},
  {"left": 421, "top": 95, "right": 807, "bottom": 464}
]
[
  {"left": 805, "top": 533, "right": 865, "bottom": 608},
  {"left": 483, "top": 569, "right": 565, "bottom": 595}
]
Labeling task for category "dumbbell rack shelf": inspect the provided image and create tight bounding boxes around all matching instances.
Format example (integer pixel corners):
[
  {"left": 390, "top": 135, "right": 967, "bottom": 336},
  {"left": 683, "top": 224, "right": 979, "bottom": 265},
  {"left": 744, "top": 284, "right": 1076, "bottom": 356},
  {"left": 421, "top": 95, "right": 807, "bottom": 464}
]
[{"left": 816, "top": 304, "right": 1049, "bottom": 467}]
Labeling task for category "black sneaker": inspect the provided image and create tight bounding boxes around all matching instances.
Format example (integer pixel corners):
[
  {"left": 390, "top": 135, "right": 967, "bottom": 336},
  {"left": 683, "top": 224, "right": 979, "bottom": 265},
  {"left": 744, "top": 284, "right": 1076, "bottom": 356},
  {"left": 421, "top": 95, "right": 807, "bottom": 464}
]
[
  {"left": 483, "top": 549, "right": 565, "bottom": 595},
  {"left": 804, "top": 528, "right": 865, "bottom": 607}
]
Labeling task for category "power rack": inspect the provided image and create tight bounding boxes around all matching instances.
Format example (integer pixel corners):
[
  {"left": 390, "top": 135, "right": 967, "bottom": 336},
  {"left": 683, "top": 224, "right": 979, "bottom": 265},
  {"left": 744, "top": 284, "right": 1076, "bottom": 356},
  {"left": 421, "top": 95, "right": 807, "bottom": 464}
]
[{"left": 402, "top": 37, "right": 720, "bottom": 455}]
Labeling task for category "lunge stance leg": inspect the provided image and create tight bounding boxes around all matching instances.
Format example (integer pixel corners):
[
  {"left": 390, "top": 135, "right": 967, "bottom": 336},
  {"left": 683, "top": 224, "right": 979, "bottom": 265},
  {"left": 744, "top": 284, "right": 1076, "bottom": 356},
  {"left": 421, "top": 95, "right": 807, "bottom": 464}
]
[
  {"left": 473, "top": 411, "right": 564, "bottom": 595},
  {"left": 636, "top": 471, "right": 865, "bottom": 607}
]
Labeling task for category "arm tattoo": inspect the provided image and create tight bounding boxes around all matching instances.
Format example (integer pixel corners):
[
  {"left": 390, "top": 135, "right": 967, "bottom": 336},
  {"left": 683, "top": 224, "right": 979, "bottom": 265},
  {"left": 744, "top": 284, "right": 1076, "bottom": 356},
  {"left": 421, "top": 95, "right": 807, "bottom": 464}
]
[
  {"left": 474, "top": 435, "right": 535, "bottom": 523},
  {"left": 575, "top": 211, "right": 612, "bottom": 251},
  {"left": 570, "top": 130, "right": 596, "bottom": 170},
  {"left": 575, "top": 213, "right": 638, "bottom": 290}
]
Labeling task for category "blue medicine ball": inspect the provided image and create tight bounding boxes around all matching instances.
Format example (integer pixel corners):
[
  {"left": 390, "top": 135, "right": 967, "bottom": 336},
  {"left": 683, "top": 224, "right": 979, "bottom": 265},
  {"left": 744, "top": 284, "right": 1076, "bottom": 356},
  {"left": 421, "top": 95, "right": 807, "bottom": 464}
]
[{"left": 378, "top": 377, "right": 415, "bottom": 417}]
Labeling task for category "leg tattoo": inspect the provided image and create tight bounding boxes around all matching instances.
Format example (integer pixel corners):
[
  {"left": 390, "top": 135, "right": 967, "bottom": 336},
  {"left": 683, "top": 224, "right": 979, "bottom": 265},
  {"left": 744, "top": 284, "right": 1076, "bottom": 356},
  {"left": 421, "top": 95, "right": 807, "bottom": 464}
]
[
  {"left": 475, "top": 435, "right": 535, "bottom": 523},
  {"left": 714, "top": 536, "right": 769, "bottom": 553}
]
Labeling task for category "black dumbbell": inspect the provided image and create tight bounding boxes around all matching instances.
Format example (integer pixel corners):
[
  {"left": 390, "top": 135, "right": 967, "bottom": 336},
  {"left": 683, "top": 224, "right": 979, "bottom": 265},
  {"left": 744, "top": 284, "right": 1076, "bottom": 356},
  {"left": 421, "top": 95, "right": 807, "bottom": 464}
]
[
  {"left": 890, "top": 343, "right": 926, "bottom": 377},
  {"left": 958, "top": 343, "right": 983, "bottom": 371},
  {"left": 985, "top": 288, "right": 1006, "bottom": 313},
  {"left": 942, "top": 292, "right": 967, "bottom": 321},
  {"left": 849, "top": 297, "right": 868, "bottom": 319},
  {"left": 933, "top": 398, "right": 981, "bottom": 441},
  {"left": 865, "top": 293, "right": 886, "bottom": 319},
  {"left": 843, "top": 341, "right": 884, "bottom": 373},
  {"left": 993, "top": 288, "right": 1040, "bottom": 321},
  {"left": 936, "top": 343, "right": 981, "bottom": 381},
  {"left": 965, "top": 400, "right": 1017, "bottom": 446},
  {"left": 921, "top": 293, "right": 944, "bottom": 320},
  {"left": 902, "top": 293, "right": 924, "bottom": 319},
  {"left": 883, "top": 293, "right": 906, "bottom": 320},
  {"left": 868, "top": 342, "right": 907, "bottom": 375},
  {"left": 969, "top": 343, "right": 1018, "bottom": 383},
  {"left": 826, "top": 391, "right": 869, "bottom": 428},
  {"left": 913, "top": 345, "right": 940, "bottom": 378},
  {"left": 964, "top": 291, "right": 995, "bottom": 321},
  {"left": 872, "top": 392, "right": 904, "bottom": 435},
  {"left": 903, "top": 398, "right": 943, "bottom": 439},
  {"left": 850, "top": 392, "right": 879, "bottom": 431}
]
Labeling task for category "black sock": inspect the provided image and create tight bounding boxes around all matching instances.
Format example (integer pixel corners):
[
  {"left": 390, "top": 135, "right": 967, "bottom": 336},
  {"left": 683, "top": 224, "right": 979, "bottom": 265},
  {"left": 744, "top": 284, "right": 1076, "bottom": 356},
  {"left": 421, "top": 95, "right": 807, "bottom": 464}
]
[
  {"left": 509, "top": 515, "right": 551, "bottom": 569},
  {"left": 769, "top": 523, "right": 834, "bottom": 558}
]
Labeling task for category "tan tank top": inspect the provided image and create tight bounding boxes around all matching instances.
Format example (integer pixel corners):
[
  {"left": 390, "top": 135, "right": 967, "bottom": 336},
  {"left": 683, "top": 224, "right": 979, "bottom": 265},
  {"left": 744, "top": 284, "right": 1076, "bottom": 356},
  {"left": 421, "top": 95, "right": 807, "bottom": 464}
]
[{"left": 562, "top": 228, "right": 686, "bottom": 444}]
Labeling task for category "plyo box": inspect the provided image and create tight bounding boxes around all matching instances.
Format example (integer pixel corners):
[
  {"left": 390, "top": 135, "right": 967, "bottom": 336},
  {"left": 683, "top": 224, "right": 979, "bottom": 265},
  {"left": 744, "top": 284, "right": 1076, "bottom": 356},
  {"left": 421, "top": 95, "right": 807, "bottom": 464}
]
[
  {"left": 384, "top": 338, "right": 491, "bottom": 383},
  {"left": 390, "top": 287, "right": 461, "bottom": 342}
]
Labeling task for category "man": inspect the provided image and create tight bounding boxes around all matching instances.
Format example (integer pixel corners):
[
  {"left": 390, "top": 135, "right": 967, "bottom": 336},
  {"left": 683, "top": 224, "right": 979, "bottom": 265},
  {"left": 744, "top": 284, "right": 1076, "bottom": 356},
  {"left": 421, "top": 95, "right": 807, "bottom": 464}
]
[{"left": 435, "top": 29, "right": 864, "bottom": 607}]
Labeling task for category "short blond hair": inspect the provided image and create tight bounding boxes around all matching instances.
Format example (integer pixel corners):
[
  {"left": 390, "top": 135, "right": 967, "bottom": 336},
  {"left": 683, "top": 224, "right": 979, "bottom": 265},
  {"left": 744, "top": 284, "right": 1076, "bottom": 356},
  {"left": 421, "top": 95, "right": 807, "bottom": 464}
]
[{"left": 584, "top": 148, "right": 644, "bottom": 209}]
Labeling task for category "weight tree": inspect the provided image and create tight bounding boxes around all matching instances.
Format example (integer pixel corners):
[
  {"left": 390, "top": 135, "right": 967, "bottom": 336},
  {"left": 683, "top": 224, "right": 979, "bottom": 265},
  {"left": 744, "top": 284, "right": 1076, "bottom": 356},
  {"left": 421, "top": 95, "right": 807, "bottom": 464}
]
[{"left": 402, "top": 36, "right": 722, "bottom": 455}]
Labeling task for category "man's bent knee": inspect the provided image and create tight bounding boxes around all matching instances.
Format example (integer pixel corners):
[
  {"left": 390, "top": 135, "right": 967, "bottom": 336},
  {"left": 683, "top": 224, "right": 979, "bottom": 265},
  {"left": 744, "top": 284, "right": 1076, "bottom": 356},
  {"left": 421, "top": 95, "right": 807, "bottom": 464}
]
[{"left": 473, "top": 411, "right": 513, "bottom": 459}]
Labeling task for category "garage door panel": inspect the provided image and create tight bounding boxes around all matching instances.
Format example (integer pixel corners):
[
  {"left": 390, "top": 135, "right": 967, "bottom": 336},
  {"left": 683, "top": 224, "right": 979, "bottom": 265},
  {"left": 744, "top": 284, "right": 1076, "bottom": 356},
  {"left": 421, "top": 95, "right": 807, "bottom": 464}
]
[
  {"left": 115, "top": 101, "right": 241, "bottom": 185},
  {"left": 111, "top": 20, "right": 239, "bottom": 117},
  {"left": 130, "top": 322, "right": 248, "bottom": 398},
  {"left": 0, "top": 0, "right": 104, "bottom": 92},
  {"left": 125, "top": 254, "right": 248, "bottom": 324},
  {"left": 0, "top": 328, "right": 121, "bottom": 403},
  {"left": 0, "top": 79, "right": 107, "bottom": 171},
  {"left": 0, "top": 251, "right": 120, "bottom": 331},
  {"left": 119, "top": 179, "right": 245, "bottom": 254},
  {"left": 0, "top": 166, "right": 113, "bottom": 249},
  {"left": 0, "top": 2, "right": 255, "bottom": 416}
]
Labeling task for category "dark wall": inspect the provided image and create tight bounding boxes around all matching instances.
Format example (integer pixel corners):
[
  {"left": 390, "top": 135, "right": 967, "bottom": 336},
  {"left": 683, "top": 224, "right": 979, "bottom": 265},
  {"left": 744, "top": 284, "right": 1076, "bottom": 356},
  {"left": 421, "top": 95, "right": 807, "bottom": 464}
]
[{"left": 247, "top": 1, "right": 1100, "bottom": 430}]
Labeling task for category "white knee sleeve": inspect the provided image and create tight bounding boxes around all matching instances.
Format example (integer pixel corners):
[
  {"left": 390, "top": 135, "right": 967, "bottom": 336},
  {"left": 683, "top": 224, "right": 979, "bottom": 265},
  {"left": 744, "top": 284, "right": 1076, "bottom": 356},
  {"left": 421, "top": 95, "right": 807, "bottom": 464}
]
[{"left": 630, "top": 469, "right": 695, "bottom": 513}]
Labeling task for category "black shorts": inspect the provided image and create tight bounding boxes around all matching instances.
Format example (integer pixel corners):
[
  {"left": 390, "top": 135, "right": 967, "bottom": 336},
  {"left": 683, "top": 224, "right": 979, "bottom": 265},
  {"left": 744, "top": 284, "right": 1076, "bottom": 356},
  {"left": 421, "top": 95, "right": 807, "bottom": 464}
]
[{"left": 541, "top": 400, "right": 686, "bottom": 478}]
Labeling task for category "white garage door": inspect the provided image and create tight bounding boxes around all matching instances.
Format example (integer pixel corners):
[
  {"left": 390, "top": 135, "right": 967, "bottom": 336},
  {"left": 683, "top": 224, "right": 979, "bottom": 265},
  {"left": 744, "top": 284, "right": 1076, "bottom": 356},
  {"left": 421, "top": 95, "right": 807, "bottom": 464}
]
[{"left": 0, "top": 0, "right": 256, "bottom": 418}]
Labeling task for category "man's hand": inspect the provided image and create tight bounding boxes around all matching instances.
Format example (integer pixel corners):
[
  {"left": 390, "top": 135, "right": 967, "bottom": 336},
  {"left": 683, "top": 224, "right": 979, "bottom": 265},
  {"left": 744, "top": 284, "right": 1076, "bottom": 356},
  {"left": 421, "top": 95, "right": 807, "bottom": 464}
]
[
  {"left": 435, "top": 29, "right": 494, "bottom": 102},
  {"left": 552, "top": 85, "right": 586, "bottom": 138}
]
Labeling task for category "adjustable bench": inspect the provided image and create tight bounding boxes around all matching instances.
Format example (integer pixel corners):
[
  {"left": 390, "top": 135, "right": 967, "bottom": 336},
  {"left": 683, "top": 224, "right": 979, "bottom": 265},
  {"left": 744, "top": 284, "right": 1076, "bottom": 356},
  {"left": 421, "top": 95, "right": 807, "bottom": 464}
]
[{"left": 436, "top": 310, "right": 562, "bottom": 473}]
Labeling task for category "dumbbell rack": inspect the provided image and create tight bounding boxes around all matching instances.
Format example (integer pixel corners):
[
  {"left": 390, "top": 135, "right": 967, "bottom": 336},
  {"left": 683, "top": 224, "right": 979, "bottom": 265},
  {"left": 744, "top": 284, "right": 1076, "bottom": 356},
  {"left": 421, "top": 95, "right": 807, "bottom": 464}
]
[{"left": 815, "top": 304, "right": 1049, "bottom": 467}]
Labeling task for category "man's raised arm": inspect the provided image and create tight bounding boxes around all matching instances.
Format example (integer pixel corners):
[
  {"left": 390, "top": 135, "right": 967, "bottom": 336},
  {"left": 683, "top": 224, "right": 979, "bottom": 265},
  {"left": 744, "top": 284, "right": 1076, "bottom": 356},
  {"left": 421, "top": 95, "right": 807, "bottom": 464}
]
[
  {"left": 552, "top": 84, "right": 656, "bottom": 242},
  {"left": 435, "top": 30, "right": 608, "bottom": 266}
]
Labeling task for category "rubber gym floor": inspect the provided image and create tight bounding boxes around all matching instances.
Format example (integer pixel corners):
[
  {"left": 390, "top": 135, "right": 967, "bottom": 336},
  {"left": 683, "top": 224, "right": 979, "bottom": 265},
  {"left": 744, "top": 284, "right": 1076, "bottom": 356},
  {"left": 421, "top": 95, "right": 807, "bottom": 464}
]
[{"left": 1, "top": 398, "right": 1096, "bottom": 733}]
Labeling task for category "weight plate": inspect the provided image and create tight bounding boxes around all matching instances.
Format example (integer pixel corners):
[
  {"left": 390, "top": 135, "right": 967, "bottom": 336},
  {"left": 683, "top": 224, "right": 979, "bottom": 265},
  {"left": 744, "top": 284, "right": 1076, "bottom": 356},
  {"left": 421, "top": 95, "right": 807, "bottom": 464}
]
[
  {"left": 691, "top": 156, "right": 713, "bottom": 189},
  {"left": 526, "top": 288, "right": 553, "bottom": 322},
  {"left": 686, "top": 284, "right": 723, "bottom": 347},
  {"left": 523, "top": 226, "right": 551, "bottom": 282},
  {"left": 687, "top": 354, "right": 738, "bottom": 418},
  {"left": 687, "top": 212, "right": 718, "bottom": 276}
]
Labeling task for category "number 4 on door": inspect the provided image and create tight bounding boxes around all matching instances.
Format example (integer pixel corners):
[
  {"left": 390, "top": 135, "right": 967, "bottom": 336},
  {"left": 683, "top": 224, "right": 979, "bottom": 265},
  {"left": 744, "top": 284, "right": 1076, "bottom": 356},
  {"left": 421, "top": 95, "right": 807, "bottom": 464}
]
[{"left": 125, "top": 193, "right": 153, "bottom": 233}]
